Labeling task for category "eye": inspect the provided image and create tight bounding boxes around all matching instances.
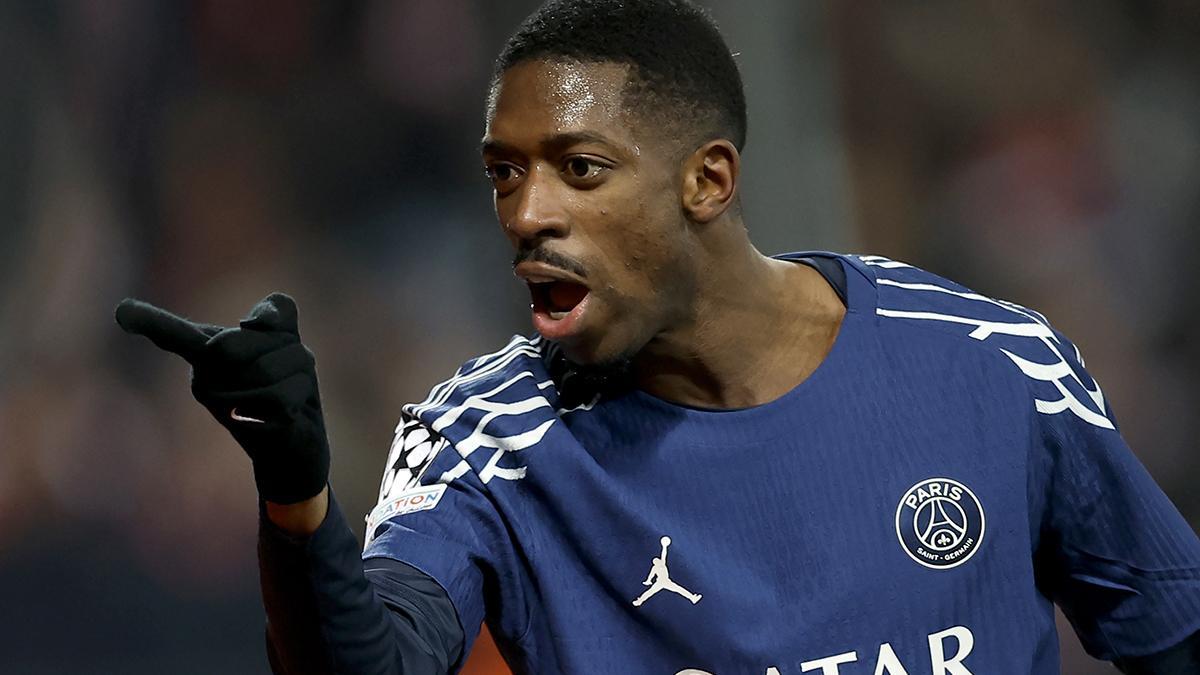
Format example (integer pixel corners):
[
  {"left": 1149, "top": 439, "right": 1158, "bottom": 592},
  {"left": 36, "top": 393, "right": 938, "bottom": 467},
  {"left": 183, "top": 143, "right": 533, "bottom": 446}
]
[
  {"left": 563, "top": 156, "right": 608, "bottom": 181},
  {"left": 484, "top": 162, "right": 523, "bottom": 190}
]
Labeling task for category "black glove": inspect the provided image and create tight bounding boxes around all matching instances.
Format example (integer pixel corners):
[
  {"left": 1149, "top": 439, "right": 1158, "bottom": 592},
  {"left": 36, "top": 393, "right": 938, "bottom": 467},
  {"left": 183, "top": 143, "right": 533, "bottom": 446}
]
[{"left": 115, "top": 293, "right": 330, "bottom": 504}]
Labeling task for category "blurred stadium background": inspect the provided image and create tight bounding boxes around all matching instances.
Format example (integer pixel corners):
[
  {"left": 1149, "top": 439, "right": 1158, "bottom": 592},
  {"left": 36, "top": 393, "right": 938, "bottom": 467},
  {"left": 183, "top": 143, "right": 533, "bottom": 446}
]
[{"left": 1, "top": 1, "right": 1197, "bottom": 673}]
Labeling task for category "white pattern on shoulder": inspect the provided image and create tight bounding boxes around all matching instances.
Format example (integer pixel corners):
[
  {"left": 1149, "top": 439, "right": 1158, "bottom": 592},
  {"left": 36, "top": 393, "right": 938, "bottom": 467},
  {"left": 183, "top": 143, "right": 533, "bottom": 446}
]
[
  {"left": 396, "top": 335, "right": 565, "bottom": 492},
  {"left": 863, "top": 254, "right": 1114, "bottom": 430}
]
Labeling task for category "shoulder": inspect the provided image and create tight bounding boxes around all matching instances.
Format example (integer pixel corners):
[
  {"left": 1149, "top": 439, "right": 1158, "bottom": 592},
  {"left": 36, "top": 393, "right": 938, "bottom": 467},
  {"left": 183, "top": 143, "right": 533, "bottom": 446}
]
[
  {"left": 376, "top": 335, "right": 562, "bottom": 497},
  {"left": 854, "top": 254, "right": 1115, "bottom": 432},
  {"left": 855, "top": 254, "right": 1055, "bottom": 337},
  {"left": 406, "top": 334, "right": 556, "bottom": 425}
]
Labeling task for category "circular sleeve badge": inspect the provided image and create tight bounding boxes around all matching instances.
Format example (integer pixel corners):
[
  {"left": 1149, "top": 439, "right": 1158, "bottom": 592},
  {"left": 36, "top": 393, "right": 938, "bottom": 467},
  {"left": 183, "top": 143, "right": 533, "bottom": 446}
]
[{"left": 895, "top": 477, "right": 985, "bottom": 569}]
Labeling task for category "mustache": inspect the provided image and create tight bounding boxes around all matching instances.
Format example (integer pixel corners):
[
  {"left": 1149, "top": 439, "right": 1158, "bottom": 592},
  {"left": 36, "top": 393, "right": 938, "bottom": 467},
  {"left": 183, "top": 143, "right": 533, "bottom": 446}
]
[{"left": 512, "top": 247, "right": 589, "bottom": 280}]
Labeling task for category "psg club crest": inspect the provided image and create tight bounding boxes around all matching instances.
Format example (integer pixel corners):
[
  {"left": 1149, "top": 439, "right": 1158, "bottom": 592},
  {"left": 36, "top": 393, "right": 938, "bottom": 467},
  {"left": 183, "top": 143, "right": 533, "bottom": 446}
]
[{"left": 895, "top": 477, "right": 985, "bottom": 569}]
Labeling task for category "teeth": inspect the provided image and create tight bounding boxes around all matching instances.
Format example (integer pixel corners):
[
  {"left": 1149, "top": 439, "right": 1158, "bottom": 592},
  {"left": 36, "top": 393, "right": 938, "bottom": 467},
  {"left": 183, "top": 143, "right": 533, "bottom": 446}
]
[
  {"left": 525, "top": 276, "right": 558, "bottom": 284},
  {"left": 549, "top": 310, "right": 567, "bottom": 320}
]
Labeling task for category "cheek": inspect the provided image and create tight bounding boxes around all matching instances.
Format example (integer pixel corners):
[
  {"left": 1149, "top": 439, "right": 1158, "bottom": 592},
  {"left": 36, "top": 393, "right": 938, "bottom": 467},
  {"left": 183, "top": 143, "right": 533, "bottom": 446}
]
[
  {"left": 597, "top": 204, "right": 689, "bottom": 302},
  {"left": 571, "top": 167, "right": 689, "bottom": 300},
  {"left": 625, "top": 192, "right": 688, "bottom": 277},
  {"left": 493, "top": 194, "right": 511, "bottom": 233}
]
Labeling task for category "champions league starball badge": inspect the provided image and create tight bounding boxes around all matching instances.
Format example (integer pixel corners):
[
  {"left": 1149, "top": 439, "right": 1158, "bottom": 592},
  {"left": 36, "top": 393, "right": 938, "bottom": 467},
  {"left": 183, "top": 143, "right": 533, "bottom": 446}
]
[{"left": 895, "top": 477, "right": 985, "bottom": 569}]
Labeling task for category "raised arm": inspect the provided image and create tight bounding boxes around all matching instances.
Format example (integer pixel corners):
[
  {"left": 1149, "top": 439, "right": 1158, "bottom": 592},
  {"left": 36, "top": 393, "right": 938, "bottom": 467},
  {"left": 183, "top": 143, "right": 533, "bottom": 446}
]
[{"left": 116, "top": 294, "right": 464, "bottom": 674}]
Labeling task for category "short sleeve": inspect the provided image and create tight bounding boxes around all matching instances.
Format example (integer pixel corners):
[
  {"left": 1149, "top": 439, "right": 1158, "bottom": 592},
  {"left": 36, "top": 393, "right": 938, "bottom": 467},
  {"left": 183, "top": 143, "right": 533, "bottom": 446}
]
[
  {"left": 361, "top": 413, "right": 529, "bottom": 666},
  {"left": 1029, "top": 331, "right": 1200, "bottom": 660}
]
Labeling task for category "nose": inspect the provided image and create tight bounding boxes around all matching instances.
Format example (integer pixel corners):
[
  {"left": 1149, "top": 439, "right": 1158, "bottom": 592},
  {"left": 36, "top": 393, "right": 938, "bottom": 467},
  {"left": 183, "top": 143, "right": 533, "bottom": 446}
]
[{"left": 503, "top": 165, "right": 570, "bottom": 243}]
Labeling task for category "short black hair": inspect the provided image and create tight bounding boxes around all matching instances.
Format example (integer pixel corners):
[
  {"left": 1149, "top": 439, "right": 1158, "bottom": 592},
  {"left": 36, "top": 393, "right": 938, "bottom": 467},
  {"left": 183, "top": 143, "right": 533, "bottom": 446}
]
[{"left": 493, "top": 0, "right": 747, "bottom": 152}]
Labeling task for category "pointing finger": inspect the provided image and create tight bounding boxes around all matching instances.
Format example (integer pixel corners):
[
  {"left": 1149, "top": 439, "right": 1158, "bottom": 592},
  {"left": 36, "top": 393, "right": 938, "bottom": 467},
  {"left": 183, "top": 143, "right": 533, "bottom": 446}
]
[
  {"left": 114, "top": 298, "right": 219, "bottom": 362},
  {"left": 239, "top": 292, "right": 299, "bottom": 334}
]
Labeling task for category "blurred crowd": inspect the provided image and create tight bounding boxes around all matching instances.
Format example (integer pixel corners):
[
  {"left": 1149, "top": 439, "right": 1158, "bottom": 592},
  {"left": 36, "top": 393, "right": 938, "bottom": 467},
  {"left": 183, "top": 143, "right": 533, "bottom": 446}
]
[{"left": 0, "top": 1, "right": 1196, "bottom": 673}]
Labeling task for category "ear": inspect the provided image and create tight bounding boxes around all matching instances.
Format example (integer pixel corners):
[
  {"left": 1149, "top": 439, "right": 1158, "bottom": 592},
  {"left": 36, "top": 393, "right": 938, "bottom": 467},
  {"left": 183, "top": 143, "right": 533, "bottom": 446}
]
[{"left": 680, "top": 139, "right": 740, "bottom": 223}]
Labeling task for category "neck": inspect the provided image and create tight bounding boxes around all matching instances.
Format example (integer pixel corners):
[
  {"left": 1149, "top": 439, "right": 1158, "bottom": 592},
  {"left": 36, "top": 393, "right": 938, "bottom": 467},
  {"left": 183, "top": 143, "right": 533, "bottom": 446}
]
[{"left": 632, "top": 224, "right": 845, "bottom": 410}]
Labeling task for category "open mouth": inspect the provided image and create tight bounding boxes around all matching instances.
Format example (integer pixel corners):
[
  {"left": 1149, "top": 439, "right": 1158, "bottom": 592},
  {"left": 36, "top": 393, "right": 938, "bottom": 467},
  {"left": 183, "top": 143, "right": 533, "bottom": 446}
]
[
  {"left": 528, "top": 279, "right": 592, "bottom": 340},
  {"left": 529, "top": 280, "right": 589, "bottom": 319},
  {"left": 514, "top": 259, "right": 592, "bottom": 340}
]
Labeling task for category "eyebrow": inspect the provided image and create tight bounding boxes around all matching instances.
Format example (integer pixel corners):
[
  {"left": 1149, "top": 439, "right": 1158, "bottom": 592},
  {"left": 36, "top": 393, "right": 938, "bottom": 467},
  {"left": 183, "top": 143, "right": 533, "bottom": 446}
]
[{"left": 480, "top": 131, "right": 620, "bottom": 156}]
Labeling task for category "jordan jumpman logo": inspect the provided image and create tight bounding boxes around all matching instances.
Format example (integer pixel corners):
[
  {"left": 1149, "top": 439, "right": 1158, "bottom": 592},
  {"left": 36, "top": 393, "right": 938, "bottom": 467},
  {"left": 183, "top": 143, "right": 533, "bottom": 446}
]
[{"left": 632, "top": 536, "right": 702, "bottom": 607}]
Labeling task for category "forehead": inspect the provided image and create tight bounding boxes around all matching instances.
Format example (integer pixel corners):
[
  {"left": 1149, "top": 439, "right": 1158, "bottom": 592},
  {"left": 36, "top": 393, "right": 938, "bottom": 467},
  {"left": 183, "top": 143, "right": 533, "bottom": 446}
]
[{"left": 486, "top": 59, "right": 634, "bottom": 144}]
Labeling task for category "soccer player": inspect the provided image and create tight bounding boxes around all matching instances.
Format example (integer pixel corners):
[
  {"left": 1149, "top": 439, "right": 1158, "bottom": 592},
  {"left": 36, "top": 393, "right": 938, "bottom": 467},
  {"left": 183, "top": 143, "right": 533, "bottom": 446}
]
[{"left": 115, "top": 0, "right": 1200, "bottom": 673}]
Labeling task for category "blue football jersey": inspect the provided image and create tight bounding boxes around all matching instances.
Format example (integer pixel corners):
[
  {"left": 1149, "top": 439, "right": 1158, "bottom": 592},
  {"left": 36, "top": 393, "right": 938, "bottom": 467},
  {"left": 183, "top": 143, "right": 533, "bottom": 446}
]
[{"left": 362, "top": 252, "right": 1200, "bottom": 674}]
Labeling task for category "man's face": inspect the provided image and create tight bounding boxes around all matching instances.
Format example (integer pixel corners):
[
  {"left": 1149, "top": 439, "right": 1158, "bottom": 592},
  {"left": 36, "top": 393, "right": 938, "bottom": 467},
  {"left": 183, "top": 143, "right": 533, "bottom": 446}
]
[{"left": 483, "top": 59, "right": 696, "bottom": 365}]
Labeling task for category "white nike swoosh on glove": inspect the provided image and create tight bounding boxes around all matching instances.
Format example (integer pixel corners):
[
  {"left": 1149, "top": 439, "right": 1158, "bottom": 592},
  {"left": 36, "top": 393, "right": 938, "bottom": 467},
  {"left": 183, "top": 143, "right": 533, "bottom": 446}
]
[{"left": 230, "top": 408, "right": 266, "bottom": 424}]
